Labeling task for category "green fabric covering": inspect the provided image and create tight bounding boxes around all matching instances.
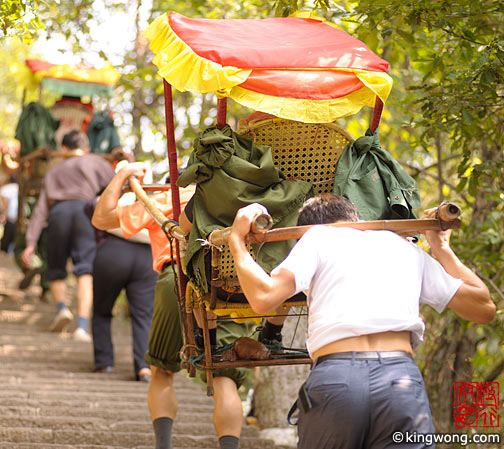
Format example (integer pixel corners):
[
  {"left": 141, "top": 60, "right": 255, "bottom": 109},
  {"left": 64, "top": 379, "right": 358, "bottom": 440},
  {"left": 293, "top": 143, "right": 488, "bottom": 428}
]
[
  {"left": 86, "top": 111, "right": 121, "bottom": 154},
  {"left": 15, "top": 102, "right": 59, "bottom": 156},
  {"left": 177, "top": 125, "right": 313, "bottom": 293},
  {"left": 41, "top": 78, "right": 114, "bottom": 97},
  {"left": 333, "top": 128, "right": 421, "bottom": 221}
]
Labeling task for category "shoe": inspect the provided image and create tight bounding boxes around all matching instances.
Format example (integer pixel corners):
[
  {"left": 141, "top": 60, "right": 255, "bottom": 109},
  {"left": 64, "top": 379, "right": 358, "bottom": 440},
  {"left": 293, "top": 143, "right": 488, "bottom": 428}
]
[
  {"left": 40, "top": 288, "right": 51, "bottom": 303},
  {"left": 136, "top": 369, "right": 151, "bottom": 383},
  {"left": 138, "top": 373, "right": 151, "bottom": 383},
  {"left": 258, "top": 335, "right": 283, "bottom": 347},
  {"left": 194, "top": 328, "right": 219, "bottom": 355},
  {"left": 18, "top": 268, "right": 42, "bottom": 290},
  {"left": 95, "top": 366, "right": 114, "bottom": 374},
  {"left": 73, "top": 327, "right": 92, "bottom": 342},
  {"left": 48, "top": 308, "right": 73, "bottom": 332},
  {"left": 258, "top": 326, "right": 283, "bottom": 348}
]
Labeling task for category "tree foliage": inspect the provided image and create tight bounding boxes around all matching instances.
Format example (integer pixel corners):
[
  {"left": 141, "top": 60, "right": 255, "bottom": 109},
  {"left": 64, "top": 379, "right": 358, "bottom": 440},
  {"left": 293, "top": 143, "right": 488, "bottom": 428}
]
[
  {"left": 0, "top": 0, "right": 44, "bottom": 42},
  {"left": 0, "top": 1, "right": 502, "bottom": 439},
  {"left": 339, "top": 1, "right": 504, "bottom": 437}
]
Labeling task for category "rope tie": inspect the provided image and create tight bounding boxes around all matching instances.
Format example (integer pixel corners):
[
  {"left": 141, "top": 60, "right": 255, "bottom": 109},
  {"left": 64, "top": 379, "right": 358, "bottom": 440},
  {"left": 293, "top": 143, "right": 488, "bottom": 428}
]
[
  {"left": 196, "top": 238, "right": 223, "bottom": 252},
  {"left": 161, "top": 218, "right": 179, "bottom": 239}
]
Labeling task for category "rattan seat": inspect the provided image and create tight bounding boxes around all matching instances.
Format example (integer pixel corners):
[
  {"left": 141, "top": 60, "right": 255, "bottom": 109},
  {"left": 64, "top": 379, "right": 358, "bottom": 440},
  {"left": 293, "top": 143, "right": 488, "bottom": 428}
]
[{"left": 203, "top": 118, "right": 354, "bottom": 317}]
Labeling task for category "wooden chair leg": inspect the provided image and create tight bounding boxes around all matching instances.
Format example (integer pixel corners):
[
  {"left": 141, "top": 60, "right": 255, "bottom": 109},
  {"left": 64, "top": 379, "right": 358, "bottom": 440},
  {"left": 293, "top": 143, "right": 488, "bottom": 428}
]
[
  {"left": 206, "top": 368, "right": 214, "bottom": 397},
  {"left": 200, "top": 305, "right": 214, "bottom": 396},
  {"left": 184, "top": 312, "right": 196, "bottom": 377}
]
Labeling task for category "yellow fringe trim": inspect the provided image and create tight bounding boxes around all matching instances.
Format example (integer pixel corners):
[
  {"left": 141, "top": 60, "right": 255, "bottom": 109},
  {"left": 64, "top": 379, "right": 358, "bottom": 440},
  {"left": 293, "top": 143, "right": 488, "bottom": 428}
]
[
  {"left": 289, "top": 10, "right": 342, "bottom": 30},
  {"left": 142, "top": 14, "right": 251, "bottom": 93},
  {"left": 354, "top": 70, "right": 393, "bottom": 104},
  {"left": 143, "top": 12, "right": 392, "bottom": 120},
  {"left": 35, "top": 62, "right": 120, "bottom": 85},
  {"left": 223, "top": 77, "right": 388, "bottom": 123}
]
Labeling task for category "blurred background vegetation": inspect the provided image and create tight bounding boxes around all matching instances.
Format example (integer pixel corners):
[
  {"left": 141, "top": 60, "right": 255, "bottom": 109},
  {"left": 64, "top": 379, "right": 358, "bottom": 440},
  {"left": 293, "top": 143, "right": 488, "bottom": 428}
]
[{"left": 1, "top": 0, "right": 503, "bottom": 439}]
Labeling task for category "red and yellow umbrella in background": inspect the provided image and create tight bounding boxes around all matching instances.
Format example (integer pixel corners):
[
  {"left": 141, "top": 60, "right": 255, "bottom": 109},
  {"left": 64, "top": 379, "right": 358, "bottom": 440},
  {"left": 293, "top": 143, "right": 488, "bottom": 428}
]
[
  {"left": 143, "top": 11, "right": 392, "bottom": 123},
  {"left": 25, "top": 59, "right": 120, "bottom": 97}
]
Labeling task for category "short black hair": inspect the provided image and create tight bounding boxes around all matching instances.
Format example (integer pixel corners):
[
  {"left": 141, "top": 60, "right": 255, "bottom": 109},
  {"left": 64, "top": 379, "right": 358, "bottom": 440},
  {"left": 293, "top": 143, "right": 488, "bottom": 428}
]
[
  {"left": 62, "top": 130, "right": 89, "bottom": 150},
  {"left": 297, "top": 193, "right": 359, "bottom": 226}
]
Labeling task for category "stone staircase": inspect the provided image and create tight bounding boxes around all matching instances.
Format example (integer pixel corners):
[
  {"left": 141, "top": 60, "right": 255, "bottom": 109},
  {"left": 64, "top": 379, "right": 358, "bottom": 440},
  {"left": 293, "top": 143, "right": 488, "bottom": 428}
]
[{"left": 0, "top": 253, "right": 288, "bottom": 449}]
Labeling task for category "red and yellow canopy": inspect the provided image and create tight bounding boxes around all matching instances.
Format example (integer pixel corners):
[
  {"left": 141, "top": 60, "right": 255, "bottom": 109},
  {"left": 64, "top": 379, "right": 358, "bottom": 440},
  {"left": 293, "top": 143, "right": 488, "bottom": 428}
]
[
  {"left": 26, "top": 59, "right": 120, "bottom": 97},
  {"left": 143, "top": 11, "right": 392, "bottom": 123}
]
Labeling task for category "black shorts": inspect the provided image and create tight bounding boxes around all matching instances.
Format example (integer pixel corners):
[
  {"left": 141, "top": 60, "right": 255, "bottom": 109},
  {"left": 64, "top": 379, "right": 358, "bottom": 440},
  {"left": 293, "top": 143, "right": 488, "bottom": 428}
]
[{"left": 46, "top": 200, "right": 97, "bottom": 280}]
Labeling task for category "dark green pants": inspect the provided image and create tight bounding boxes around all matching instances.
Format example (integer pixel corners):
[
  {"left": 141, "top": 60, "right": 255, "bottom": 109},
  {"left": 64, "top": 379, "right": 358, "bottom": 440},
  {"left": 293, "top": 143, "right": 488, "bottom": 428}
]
[{"left": 145, "top": 266, "right": 254, "bottom": 387}]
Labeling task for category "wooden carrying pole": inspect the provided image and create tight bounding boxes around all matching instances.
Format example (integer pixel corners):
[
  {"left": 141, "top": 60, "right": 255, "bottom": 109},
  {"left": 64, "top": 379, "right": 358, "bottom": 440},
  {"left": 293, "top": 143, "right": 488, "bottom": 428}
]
[
  {"left": 209, "top": 203, "right": 461, "bottom": 247},
  {"left": 127, "top": 177, "right": 187, "bottom": 241}
]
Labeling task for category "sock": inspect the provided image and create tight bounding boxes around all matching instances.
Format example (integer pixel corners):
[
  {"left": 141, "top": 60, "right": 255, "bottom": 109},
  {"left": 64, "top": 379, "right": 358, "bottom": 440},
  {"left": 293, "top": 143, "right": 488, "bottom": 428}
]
[
  {"left": 56, "top": 301, "right": 67, "bottom": 313},
  {"left": 260, "top": 320, "right": 283, "bottom": 343},
  {"left": 77, "top": 316, "right": 89, "bottom": 331},
  {"left": 209, "top": 328, "right": 217, "bottom": 346},
  {"left": 195, "top": 327, "right": 217, "bottom": 347},
  {"left": 219, "top": 435, "right": 240, "bottom": 449},
  {"left": 153, "top": 417, "right": 173, "bottom": 449}
]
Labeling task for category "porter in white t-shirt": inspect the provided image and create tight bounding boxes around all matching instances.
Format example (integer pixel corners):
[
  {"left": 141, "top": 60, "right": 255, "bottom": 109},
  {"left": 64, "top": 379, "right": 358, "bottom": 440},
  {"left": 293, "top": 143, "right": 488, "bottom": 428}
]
[{"left": 272, "top": 226, "right": 463, "bottom": 356}]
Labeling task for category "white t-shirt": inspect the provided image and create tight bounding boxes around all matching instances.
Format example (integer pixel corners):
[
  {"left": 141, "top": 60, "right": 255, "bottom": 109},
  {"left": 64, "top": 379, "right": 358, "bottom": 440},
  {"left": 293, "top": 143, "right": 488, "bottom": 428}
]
[{"left": 272, "top": 226, "right": 463, "bottom": 357}]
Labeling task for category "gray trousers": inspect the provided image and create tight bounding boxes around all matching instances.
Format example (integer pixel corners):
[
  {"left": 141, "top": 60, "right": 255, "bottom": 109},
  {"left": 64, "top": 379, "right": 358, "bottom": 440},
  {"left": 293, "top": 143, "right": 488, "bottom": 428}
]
[{"left": 295, "top": 354, "right": 434, "bottom": 449}]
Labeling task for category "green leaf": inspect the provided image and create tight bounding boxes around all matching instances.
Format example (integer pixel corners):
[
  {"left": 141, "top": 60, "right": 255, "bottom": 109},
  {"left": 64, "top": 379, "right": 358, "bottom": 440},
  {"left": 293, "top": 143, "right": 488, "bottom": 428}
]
[
  {"left": 456, "top": 178, "right": 468, "bottom": 192},
  {"left": 462, "top": 110, "right": 474, "bottom": 125},
  {"left": 480, "top": 69, "right": 496, "bottom": 86},
  {"left": 473, "top": 52, "right": 489, "bottom": 70},
  {"left": 396, "top": 28, "right": 415, "bottom": 43}
]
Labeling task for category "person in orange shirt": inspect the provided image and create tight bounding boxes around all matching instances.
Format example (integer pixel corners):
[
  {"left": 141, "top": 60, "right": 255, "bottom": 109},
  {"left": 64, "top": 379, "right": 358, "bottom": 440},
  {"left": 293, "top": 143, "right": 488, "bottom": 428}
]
[{"left": 92, "top": 163, "right": 247, "bottom": 449}]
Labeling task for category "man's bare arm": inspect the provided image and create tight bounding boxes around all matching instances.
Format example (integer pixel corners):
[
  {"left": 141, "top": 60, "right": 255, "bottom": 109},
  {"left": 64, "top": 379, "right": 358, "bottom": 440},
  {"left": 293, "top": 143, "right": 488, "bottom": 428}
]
[
  {"left": 423, "top": 208, "right": 494, "bottom": 324},
  {"left": 229, "top": 204, "right": 296, "bottom": 314},
  {"left": 92, "top": 163, "right": 146, "bottom": 230}
]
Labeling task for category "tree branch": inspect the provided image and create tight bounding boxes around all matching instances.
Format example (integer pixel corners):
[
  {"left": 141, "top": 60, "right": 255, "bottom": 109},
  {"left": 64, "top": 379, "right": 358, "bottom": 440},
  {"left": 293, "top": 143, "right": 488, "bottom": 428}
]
[
  {"left": 424, "top": 153, "right": 463, "bottom": 171},
  {"left": 438, "top": 26, "right": 488, "bottom": 46},
  {"left": 398, "top": 160, "right": 471, "bottom": 206},
  {"left": 435, "top": 133, "right": 444, "bottom": 202},
  {"left": 478, "top": 272, "right": 504, "bottom": 303},
  {"left": 485, "top": 360, "right": 504, "bottom": 383}
]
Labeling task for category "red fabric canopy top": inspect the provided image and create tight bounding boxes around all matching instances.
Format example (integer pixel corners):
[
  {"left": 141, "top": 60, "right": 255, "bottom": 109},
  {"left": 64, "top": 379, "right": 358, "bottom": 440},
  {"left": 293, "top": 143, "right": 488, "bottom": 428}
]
[
  {"left": 144, "top": 12, "right": 393, "bottom": 122},
  {"left": 169, "top": 12, "right": 389, "bottom": 72},
  {"left": 26, "top": 59, "right": 54, "bottom": 73}
]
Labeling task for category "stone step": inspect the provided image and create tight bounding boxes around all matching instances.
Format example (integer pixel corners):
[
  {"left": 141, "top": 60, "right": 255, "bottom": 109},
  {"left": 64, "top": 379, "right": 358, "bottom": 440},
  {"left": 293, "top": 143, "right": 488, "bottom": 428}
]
[
  {"left": 0, "top": 416, "right": 262, "bottom": 438},
  {"left": 0, "top": 445, "right": 236, "bottom": 449},
  {"left": 0, "top": 335, "right": 133, "bottom": 347},
  {"left": 0, "top": 444, "right": 125, "bottom": 449},
  {"left": 0, "top": 405, "right": 210, "bottom": 421},
  {"left": 0, "top": 352, "right": 96, "bottom": 363},
  {"left": 0, "top": 369, "right": 200, "bottom": 386},
  {"left": 0, "top": 360, "right": 105, "bottom": 371},
  {"left": 0, "top": 427, "right": 277, "bottom": 449},
  {"left": 0, "top": 257, "right": 289, "bottom": 449},
  {"left": 0, "top": 397, "right": 214, "bottom": 412},
  {"left": 0, "top": 370, "right": 146, "bottom": 383},
  {"left": 0, "top": 310, "right": 55, "bottom": 325},
  {"left": 0, "top": 386, "right": 212, "bottom": 404},
  {"left": 0, "top": 370, "right": 197, "bottom": 386},
  {"left": 0, "top": 380, "right": 195, "bottom": 394}
]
